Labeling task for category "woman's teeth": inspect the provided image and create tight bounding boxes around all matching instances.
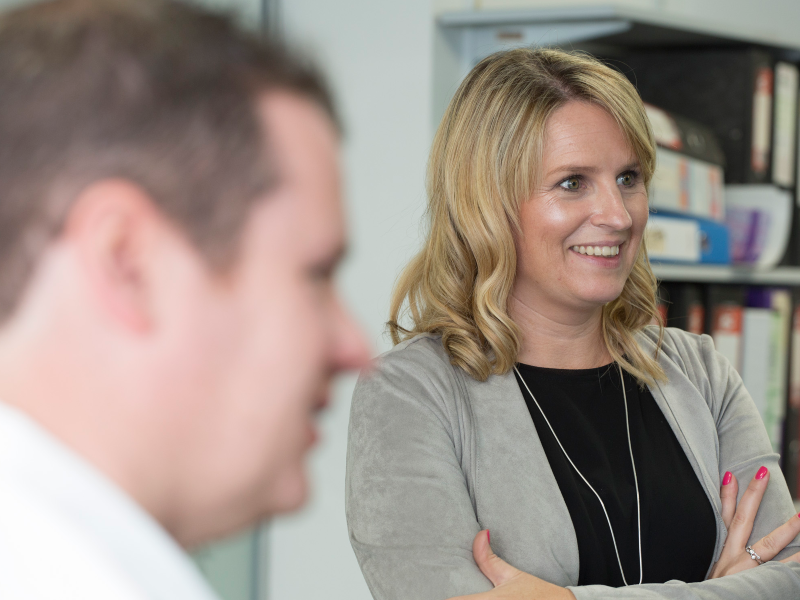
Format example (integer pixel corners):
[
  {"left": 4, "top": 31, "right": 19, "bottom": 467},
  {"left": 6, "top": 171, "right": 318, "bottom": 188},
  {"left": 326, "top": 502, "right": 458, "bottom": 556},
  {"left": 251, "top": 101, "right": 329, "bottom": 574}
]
[{"left": 571, "top": 245, "right": 620, "bottom": 256}]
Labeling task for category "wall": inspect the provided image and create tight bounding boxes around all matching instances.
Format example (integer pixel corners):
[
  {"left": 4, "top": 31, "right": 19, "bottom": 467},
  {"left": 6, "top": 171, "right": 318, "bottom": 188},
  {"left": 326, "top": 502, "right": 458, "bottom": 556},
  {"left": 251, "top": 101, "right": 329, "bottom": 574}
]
[{"left": 267, "top": 1, "right": 434, "bottom": 599}]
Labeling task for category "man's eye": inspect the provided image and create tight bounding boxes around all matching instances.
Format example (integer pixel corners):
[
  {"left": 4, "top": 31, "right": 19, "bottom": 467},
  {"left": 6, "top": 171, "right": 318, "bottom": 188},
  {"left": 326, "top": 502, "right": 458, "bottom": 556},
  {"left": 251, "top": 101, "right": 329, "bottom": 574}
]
[
  {"left": 309, "top": 267, "right": 333, "bottom": 282},
  {"left": 559, "top": 176, "right": 581, "bottom": 190}
]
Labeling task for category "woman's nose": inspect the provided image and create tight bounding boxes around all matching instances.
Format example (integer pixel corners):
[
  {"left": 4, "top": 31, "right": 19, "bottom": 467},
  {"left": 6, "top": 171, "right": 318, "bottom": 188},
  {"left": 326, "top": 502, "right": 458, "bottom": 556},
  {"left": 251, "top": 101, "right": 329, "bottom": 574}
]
[{"left": 590, "top": 184, "right": 633, "bottom": 231}]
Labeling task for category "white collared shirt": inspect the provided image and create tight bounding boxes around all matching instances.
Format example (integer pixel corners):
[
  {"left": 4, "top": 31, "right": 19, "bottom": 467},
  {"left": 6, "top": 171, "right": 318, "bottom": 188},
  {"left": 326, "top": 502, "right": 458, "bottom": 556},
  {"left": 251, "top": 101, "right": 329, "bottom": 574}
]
[{"left": 0, "top": 402, "right": 221, "bottom": 600}]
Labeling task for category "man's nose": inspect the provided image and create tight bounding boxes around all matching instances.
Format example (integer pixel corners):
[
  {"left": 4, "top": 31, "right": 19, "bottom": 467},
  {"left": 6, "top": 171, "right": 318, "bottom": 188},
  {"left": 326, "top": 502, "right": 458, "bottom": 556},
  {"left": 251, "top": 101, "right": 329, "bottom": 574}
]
[{"left": 331, "top": 296, "right": 371, "bottom": 373}]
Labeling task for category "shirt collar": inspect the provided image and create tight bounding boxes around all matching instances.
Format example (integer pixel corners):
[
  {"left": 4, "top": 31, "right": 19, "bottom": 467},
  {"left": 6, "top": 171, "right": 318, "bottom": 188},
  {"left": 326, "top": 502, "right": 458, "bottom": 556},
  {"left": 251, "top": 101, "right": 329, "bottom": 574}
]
[{"left": 0, "top": 402, "right": 221, "bottom": 600}]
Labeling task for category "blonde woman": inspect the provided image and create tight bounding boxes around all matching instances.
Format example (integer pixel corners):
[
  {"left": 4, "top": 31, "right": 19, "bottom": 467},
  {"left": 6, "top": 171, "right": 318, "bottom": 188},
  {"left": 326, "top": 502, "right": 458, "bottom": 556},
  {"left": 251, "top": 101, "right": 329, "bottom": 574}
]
[{"left": 346, "top": 48, "right": 800, "bottom": 599}]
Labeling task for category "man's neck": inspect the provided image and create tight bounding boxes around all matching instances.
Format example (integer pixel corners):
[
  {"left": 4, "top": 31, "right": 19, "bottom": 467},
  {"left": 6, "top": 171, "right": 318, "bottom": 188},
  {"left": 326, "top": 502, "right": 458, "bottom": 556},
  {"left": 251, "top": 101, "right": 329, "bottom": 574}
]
[
  {"left": 509, "top": 293, "right": 611, "bottom": 369},
  {"left": 0, "top": 324, "right": 174, "bottom": 541}
]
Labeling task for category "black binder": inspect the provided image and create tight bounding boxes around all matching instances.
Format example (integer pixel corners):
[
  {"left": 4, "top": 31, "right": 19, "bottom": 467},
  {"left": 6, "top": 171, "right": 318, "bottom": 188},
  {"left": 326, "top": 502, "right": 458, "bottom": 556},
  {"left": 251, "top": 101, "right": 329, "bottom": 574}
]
[
  {"left": 660, "top": 282, "right": 705, "bottom": 333},
  {"left": 616, "top": 49, "right": 774, "bottom": 184},
  {"left": 703, "top": 284, "right": 746, "bottom": 335},
  {"left": 646, "top": 103, "right": 726, "bottom": 166}
]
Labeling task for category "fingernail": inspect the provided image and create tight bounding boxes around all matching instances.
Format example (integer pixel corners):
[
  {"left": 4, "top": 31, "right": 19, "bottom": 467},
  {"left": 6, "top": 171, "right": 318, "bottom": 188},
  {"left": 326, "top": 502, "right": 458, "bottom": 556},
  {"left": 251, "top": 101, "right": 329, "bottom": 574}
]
[
  {"left": 756, "top": 466, "right": 768, "bottom": 480},
  {"left": 487, "top": 530, "right": 491, "bottom": 544},
  {"left": 723, "top": 471, "right": 732, "bottom": 485}
]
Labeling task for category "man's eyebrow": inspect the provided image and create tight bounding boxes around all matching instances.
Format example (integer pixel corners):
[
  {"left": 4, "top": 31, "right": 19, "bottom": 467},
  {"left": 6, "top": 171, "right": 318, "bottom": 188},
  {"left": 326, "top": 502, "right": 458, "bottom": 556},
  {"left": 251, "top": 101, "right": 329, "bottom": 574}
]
[{"left": 545, "top": 161, "right": 640, "bottom": 178}]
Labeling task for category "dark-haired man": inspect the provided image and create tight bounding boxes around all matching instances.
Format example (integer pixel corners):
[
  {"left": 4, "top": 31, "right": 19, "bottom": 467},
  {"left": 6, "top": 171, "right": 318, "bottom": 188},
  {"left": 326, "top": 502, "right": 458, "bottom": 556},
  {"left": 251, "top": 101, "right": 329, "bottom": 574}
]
[{"left": 0, "top": 0, "right": 368, "bottom": 597}]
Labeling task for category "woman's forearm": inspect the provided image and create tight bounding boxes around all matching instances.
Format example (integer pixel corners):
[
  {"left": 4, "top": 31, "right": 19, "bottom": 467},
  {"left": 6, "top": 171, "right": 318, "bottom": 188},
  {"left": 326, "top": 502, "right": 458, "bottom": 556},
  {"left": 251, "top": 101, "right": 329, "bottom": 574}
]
[
  {"left": 456, "top": 531, "right": 800, "bottom": 600},
  {"left": 570, "top": 561, "right": 800, "bottom": 600}
]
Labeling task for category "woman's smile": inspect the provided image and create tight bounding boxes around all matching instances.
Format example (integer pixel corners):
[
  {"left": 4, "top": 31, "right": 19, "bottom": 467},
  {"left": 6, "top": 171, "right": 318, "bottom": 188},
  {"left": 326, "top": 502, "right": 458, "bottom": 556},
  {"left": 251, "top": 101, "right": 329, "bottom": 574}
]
[{"left": 570, "top": 244, "right": 620, "bottom": 257}]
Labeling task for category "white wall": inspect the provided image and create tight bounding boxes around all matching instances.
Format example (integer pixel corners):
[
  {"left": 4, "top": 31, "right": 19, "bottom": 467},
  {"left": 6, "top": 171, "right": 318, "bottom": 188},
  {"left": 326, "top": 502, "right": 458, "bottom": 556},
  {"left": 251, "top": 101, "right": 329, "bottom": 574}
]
[{"left": 268, "top": 2, "right": 434, "bottom": 599}]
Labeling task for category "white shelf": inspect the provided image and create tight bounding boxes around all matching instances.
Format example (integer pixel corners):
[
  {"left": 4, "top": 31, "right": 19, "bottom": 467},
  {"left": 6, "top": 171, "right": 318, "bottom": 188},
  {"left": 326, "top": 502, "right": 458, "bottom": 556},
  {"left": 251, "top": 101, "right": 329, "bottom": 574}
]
[
  {"left": 652, "top": 264, "right": 800, "bottom": 286},
  {"left": 438, "top": 4, "right": 800, "bottom": 56}
]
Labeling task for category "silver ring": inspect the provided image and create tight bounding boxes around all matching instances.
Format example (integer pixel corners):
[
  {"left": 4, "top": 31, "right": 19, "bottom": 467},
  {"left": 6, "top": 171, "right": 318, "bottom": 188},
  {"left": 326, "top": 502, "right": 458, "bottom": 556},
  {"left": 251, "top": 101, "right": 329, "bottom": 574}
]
[{"left": 745, "top": 545, "right": 765, "bottom": 565}]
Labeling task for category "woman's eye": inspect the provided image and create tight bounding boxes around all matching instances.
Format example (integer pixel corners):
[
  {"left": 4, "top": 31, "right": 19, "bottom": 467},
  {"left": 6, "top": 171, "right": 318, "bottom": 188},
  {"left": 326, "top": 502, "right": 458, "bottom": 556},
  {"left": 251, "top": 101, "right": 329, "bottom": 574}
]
[
  {"left": 559, "top": 176, "right": 581, "bottom": 190},
  {"left": 617, "top": 172, "right": 637, "bottom": 187}
]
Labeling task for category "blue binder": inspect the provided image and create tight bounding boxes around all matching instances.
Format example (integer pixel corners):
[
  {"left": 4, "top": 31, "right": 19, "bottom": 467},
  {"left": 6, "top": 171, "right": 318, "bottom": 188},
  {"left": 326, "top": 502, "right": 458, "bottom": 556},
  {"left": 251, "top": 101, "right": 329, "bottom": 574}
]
[{"left": 650, "top": 210, "right": 731, "bottom": 265}]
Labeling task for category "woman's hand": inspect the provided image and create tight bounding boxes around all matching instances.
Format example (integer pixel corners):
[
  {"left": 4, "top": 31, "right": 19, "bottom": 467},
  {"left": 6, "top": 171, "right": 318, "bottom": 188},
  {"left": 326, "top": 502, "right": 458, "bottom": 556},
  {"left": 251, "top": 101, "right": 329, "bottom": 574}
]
[
  {"left": 447, "top": 531, "right": 576, "bottom": 600},
  {"left": 710, "top": 467, "right": 800, "bottom": 578}
]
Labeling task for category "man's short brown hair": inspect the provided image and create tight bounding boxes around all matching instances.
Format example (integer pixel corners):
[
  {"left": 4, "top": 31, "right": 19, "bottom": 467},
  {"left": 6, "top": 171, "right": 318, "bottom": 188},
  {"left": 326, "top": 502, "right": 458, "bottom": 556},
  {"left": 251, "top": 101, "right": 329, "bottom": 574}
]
[{"left": 0, "top": 0, "right": 337, "bottom": 320}]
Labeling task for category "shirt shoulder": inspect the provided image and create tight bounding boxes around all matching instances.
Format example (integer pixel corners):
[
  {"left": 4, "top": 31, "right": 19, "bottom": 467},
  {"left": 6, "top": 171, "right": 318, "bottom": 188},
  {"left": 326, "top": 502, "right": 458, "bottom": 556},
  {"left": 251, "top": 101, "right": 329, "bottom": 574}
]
[
  {"left": 0, "top": 484, "right": 146, "bottom": 600},
  {"left": 359, "top": 333, "right": 460, "bottom": 391}
]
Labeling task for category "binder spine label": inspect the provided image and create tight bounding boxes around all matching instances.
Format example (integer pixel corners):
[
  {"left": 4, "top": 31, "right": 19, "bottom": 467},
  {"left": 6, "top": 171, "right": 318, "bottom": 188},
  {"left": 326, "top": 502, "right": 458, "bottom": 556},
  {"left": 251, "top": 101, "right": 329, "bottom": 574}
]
[
  {"left": 650, "top": 148, "right": 725, "bottom": 220},
  {"left": 687, "top": 304, "right": 705, "bottom": 335},
  {"left": 772, "top": 62, "right": 799, "bottom": 188},
  {"left": 712, "top": 305, "right": 743, "bottom": 371},
  {"left": 791, "top": 305, "right": 800, "bottom": 407},
  {"left": 752, "top": 67, "right": 774, "bottom": 175}
]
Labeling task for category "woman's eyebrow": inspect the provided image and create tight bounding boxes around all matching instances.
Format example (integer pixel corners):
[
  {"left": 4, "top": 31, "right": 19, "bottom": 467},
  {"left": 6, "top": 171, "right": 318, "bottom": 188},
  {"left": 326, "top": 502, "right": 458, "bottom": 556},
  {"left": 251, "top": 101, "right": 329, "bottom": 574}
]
[
  {"left": 545, "top": 161, "right": 641, "bottom": 177},
  {"left": 545, "top": 164, "right": 600, "bottom": 176}
]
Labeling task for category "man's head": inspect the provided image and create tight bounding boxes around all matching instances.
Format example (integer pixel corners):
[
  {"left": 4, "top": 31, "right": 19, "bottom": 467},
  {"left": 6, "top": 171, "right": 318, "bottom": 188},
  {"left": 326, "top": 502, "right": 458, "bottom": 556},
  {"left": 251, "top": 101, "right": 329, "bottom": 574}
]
[{"left": 0, "top": 0, "right": 368, "bottom": 546}]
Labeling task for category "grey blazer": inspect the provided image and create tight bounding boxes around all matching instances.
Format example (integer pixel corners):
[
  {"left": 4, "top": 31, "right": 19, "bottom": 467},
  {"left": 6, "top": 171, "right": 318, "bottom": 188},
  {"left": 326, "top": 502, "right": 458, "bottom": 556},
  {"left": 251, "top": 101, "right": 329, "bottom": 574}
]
[{"left": 346, "top": 327, "right": 800, "bottom": 599}]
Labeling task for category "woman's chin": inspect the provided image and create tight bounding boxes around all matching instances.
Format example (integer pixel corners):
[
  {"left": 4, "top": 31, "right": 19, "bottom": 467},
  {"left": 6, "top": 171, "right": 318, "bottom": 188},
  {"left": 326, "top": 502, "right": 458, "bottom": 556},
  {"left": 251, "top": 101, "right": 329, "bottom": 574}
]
[{"left": 573, "top": 285, "right": 627, "bottom": 308}]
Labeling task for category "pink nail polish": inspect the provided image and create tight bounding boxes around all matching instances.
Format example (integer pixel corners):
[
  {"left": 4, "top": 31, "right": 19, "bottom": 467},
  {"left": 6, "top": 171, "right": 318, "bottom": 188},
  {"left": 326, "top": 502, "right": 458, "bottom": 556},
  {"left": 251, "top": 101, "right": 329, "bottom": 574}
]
[
  {"left": 723, "top": 471, "right": 732, "bottom": 485},
  {"left": 755, "top": 466, "right": 768, "bottom": 480},
  {"left": 487, "top": 530, "right": 491, "bottom": 544}
]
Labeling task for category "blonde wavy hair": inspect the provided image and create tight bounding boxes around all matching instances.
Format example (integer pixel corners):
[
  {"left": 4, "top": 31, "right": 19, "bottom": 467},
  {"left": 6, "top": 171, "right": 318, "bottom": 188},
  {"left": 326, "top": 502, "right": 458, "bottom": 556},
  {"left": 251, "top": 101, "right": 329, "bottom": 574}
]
[{"left": 389, "top": 47, "right": 665, "bottom": 385}]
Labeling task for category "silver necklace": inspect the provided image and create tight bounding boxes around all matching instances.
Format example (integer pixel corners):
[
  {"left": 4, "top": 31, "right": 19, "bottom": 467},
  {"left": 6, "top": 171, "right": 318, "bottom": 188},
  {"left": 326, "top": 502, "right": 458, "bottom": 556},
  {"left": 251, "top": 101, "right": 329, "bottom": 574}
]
[{"left": 514, "top": 363, "right": 643, "bottom": 586}]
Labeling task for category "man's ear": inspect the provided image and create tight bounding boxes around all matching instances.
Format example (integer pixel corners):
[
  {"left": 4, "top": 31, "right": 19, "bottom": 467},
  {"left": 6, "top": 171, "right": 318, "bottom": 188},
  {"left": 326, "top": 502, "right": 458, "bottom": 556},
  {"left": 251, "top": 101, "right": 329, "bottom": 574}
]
[{"left": 63, "top": 179, "right": 168, "bottom": 333}]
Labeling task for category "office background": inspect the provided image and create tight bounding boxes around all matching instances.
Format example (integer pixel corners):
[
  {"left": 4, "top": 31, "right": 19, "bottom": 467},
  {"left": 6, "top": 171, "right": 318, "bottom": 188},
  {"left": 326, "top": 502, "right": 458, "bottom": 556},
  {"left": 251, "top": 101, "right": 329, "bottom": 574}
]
[
  {"left": 272, "top": 3, "right": 800, "bottom": 600},
  {"left": 3, "top": 0, "right": 800, "bottom": 599}
]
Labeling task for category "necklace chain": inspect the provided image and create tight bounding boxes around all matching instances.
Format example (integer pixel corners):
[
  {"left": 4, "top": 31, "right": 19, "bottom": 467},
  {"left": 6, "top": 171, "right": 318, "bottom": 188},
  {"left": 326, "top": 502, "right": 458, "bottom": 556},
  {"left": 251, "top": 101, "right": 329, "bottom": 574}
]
[{"left": 514, "top": 363, "right": 643, "bottom": 586}]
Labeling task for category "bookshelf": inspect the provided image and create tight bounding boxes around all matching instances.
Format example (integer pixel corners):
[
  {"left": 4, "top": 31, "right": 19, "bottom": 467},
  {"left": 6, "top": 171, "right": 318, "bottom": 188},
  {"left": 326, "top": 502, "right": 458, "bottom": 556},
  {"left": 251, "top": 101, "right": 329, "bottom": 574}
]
[
  {"left": 433, "top": 3, "right": 800, "bottom": 130},
  {"left": 434, "top": 4, "right": 800, "bottom": 499},
  {"left": 653, "top": 264, "right": 800, "bottom": 285}
]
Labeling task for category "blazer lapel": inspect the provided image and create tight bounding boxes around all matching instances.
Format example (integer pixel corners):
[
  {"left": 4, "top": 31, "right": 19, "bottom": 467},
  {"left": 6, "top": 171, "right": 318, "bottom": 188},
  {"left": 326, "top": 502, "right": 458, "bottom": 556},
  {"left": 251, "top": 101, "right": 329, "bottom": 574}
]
[{"left": 465, "top": 369, "right": 581, "bottom": 586}]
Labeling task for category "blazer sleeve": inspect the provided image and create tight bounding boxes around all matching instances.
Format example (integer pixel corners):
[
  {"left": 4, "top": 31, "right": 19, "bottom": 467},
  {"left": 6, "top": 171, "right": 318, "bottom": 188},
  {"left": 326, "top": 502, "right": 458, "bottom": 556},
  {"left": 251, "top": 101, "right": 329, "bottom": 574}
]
[
  {"left": 345, "top": 343, "right": 493, "bottom": 600},
  {"left": 700, "top": 332, "right": 800, "bottom": 559},
  {"left": 570, "top": 332, "right": 800, "bottom": 600}
]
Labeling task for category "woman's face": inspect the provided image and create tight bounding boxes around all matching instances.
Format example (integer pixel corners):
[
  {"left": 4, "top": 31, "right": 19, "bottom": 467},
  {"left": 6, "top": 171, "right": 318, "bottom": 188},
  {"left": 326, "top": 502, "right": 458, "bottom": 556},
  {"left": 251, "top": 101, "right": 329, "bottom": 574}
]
[{"left": 513, "top": 100, "right": 648, "bottom": 321}]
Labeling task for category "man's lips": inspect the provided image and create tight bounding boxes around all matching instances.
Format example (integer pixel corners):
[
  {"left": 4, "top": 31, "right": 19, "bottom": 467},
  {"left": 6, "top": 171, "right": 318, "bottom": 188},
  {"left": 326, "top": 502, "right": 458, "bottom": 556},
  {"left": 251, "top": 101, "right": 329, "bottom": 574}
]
[{"left": 314, "top": 394, "right": 330, "bottom": 412}]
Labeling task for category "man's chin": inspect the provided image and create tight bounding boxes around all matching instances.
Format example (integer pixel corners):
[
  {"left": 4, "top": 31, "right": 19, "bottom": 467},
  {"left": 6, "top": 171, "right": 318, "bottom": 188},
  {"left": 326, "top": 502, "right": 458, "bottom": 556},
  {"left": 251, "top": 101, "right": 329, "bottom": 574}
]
[{"left": 261, "top": 465, "right": 310, "bottom": 517}]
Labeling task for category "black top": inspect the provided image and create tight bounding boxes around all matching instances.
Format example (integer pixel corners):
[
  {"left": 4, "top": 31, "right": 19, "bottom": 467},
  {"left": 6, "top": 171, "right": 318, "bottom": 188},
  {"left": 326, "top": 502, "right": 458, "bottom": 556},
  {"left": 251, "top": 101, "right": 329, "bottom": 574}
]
[{"left": 514, "top": 362, "right": 717, "bottom": 587}]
